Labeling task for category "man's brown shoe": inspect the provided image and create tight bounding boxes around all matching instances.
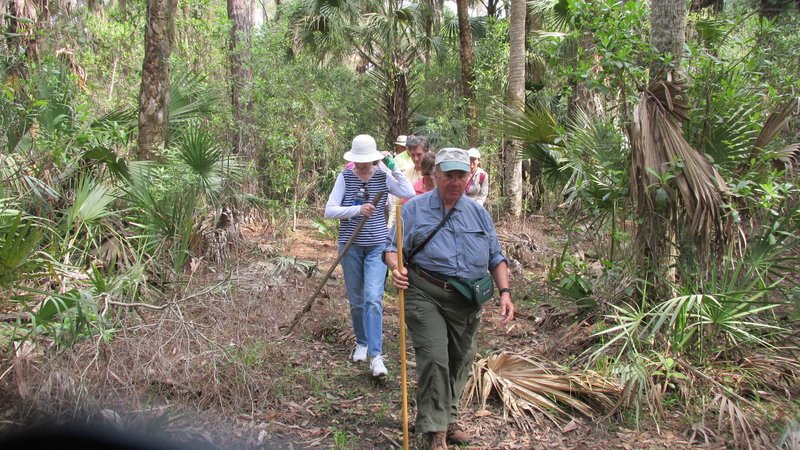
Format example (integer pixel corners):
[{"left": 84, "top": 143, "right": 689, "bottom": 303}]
[
  {"left": 427, "top": 431, "right": 448, "bottom": 450},
  {"left": 446, "top": 423, "right": 472, "bottom": 444}
]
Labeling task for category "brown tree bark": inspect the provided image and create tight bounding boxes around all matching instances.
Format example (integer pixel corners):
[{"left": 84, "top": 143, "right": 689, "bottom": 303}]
[
  {"left": 456, "top": 0, "right": 478, "bottom": 147},
  {"left": 227, "top": 0, "right": 254, "bottom": 158},
  {"left": 384, "top": 65, "right": 410, "bottom": 149},
  {"left": 649, "top": 0, "right": 686, "bottom": 83},
  {"left": 502, "top": 0, "right": 525, "bottom": 217},
  {"left": 137, "top": 0, "right": 177, "bottom": 159}
]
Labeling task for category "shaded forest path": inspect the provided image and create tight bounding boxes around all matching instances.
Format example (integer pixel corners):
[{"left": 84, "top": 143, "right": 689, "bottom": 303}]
[{"left": 240, "top": 216, "right": 691, "bottom": 449}]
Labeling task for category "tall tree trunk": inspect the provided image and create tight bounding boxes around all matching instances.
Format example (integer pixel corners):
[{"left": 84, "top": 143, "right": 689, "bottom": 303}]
[
  {"left": 456, "top": 0, "right": 478, "bottom": 147},
  {"left": 649, "top": 0, "right": 686, "bottom": 84},
  {"left": 486, "top": 0, "right": 499, "bottom": 19},
  {"left": 384, "top": 64, "right": 410, "bottom": 149},
  {"left": 137, "top": 0, "right": 177, "bottom": 159},
  {"left": 227, "top": 0, "right": 254, "bottom": 159},
  {"left": 502, "top": 0, "right": 525, "bottom": 217},
  {"left": 632, "top": 0, "right": 688, "bottom": 291}
]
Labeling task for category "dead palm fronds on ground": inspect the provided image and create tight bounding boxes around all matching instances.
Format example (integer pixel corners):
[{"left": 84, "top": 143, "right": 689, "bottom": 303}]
[
  {"left": 463, "top": 351, "right": 622, "bottom": 431},
  {"left": 712, "top": 393, "right": 775, "bottom": 449}
]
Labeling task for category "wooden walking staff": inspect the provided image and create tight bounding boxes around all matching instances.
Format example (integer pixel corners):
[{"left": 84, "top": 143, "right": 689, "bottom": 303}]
[{"left": 395, "top": 203, "right": 410, "bottom": 450}]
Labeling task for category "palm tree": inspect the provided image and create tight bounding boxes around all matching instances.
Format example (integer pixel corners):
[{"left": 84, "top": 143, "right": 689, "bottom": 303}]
[
  {"left": 456, "top": 0, "right": 478, "bottom": 147},
  {"left": 138, "top": 0, "right": 178, "bottom": 159},
  {"left": 503, "top": 0, "right": 526, "bottom": 217},
  {"left": 288, "top": 0, "right": 436, "bottom": 146},
  {"left": 630, "top": 0, "right": 730, "bottom": 288}
]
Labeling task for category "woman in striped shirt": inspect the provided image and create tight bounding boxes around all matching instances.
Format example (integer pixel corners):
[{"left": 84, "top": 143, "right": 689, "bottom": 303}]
[{"left": 324, "top": 134, "right": 415, "bottom": 378}]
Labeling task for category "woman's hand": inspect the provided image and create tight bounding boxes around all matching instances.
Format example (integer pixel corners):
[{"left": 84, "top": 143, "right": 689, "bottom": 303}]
[{"left": 360, "top": 203, "right": 376, "bottom": 217}]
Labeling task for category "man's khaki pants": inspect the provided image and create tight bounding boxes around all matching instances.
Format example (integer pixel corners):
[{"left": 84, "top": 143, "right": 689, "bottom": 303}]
[{"left": 405, "top": 268, "right": 482, "bottom": 434}]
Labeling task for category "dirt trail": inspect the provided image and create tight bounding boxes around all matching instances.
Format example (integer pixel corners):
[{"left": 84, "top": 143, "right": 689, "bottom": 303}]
[{"left": 256, "top": 218, "right": 691, "bottom": 449}]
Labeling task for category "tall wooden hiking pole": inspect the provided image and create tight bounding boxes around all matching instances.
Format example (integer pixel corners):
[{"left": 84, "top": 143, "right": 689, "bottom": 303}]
[
  {"left": 396, "top": 203, "right": 409, "bottom": 450},
  {"left": 284, "top": 191, "right": 386, "bottom": 335}
]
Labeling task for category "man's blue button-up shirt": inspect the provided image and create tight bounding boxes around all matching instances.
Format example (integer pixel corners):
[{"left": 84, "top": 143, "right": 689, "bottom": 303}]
[{"left": 385, "top": 189, "right": 508, "bottom": 279}]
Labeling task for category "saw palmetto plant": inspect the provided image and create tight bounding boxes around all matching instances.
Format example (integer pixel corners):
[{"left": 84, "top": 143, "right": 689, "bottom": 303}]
[{"left": 462, "top": 351, "right": 622, "bottom": 430}]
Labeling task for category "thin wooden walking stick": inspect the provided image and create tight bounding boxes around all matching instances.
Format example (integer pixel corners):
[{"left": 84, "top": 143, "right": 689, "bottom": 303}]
[
  {"left": 283, "top": 191, "right": 385, "bottom": 335},
  {"left": 396, "top": 203, "right": 409, "bottom": 450}
]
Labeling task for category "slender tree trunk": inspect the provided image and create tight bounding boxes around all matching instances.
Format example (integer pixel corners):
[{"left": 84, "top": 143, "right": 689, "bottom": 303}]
[
  {"left": 503, "top": 0, "right": 525, "bottom": 217},
  {"left": 632, "top": 0, "right": 688, "bottom": 291},
  {"left": 137, "top": 0, "right": 177, "bottom": 159},
  {"left": 227, "top": 0, "right": 254, "bottom": 159},
  {"left": 649, "top": 0, "right": 686, "bottom": 83},
  {"left": 456, "top": 0, "right": 478, "bottom": 147},
  {"left": 384, "top": 64, "right": 410, "bottom": 148}
]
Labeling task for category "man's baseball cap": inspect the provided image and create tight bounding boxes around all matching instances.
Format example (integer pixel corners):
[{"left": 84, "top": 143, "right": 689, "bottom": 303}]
[{"left": 435, "top": 148, "right": 470, "bottom": 172}]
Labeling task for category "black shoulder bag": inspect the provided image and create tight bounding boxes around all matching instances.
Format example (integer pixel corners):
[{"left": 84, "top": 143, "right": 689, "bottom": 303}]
[{"left": 405, "top": 208, "right": 494, "bottom": 306}]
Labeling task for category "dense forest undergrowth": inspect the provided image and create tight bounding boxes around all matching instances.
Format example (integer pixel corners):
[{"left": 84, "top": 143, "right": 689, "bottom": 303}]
[
  {"left": 3, "top": 0, "right": 800, "bottom": 447},
  {"left": 1, "top": 215, "right": 797, "bottom": 449}
]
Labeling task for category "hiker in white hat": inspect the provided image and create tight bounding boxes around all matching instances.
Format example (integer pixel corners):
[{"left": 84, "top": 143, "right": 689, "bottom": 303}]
[
  {"left": 324, "top": 134, "right": 414, "bottom": 378},
  {"left": 464, "top": 148, "right": 489, "bottom": 206}
]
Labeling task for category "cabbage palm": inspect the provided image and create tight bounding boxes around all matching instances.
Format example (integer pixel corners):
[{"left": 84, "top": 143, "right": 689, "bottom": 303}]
[{"left": 287, "top": 0, "right": 438, "bottom": 145}]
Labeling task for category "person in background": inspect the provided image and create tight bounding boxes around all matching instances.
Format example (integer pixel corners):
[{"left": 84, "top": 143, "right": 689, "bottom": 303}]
[
  {"left": 394, "top": 134, "right": 408, "bottom": 155},
  {"left": 399, "top": 135, "right": 429, "bottom": 186},
  {"left": 411, "top": 151, "right": 436, "bottom": 197},
  {"left": 464, "top": 147, "right": 489, "bottom": 206},
  {"left": 390, "top": 135, "right": 430, "bottom": 225},
  {"left": 324, "top": 135, "right": 414, "bottom": 378},
  {"left": 384, "top": 148, "right": 514, "bottom": 450},
  {"left": 393, "top": 134, "right": 410, "bottom": 170}
]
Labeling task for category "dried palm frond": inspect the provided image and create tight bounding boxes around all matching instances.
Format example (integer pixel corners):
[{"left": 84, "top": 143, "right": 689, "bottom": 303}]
[
  {"left": 630, "top": 79, "right": 731, "bottom": 267},
  {"left": 462, "top": 351, "right": 622, "bottom": 431},
  {"left": 752, "top": 101, "right": 795, "bottom": 157},
  {"left": 713, "top": 393, "right": 775, "bottom": 449},
  {"left": 778, "top": 420, "right": 800, "bottom": 450},
  {"left": 738, "top": 353, "right": 800, "bottom": 396},
  {"left": 773, "top": 143, "right": 800, "bottom": 175}
]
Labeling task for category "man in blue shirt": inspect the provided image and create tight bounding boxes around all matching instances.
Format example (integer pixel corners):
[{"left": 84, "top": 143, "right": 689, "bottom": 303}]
[{"left": 384, "top": 148, "right": 515, "bottom": 450}]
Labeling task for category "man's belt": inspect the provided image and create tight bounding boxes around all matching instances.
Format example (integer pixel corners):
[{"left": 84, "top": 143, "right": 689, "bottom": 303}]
[{"left": 410, "top": 265, "right": 455, "bottom": 292}]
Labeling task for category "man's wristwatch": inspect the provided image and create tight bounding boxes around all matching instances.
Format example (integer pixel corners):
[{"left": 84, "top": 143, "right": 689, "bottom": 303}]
[{"left": 499, "top": 288, "right": 512, "bottom": 295}]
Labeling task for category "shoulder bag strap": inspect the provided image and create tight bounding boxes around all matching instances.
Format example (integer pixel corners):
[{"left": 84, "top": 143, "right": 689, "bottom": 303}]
[{"left": 405, "top": 206, "right": 455, "bottom": 265}]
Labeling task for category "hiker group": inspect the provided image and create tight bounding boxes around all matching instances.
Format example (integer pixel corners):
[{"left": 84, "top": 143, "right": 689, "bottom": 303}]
[{"left": 323, "top": 134, "right": 514, "bottom": 449}]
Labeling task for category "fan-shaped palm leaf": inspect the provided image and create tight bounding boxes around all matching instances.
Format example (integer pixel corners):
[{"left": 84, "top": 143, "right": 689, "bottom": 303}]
[
  {"left": 491, "top": 101, "right": 560, "bottom": 146},
  {"left": 166, "top": 72, "right": 218, "bottom": 144},
  {"left": 463, "top": 351, "right": 622, "bottom": 430},
  {"left": 0, "top": 208, "right": 46, "bottom": 286},
  {"left": 66, "top": 177, "right": 116, "bottom": 227}
]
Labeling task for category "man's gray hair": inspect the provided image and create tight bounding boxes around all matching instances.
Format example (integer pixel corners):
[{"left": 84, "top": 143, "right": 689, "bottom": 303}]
[{"left": 406, "top": 135, "right": 430, "bottom": 151}]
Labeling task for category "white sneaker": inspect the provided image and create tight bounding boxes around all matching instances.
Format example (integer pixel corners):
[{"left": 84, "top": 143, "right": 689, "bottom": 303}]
[
  {"left": 370, "top": 355, "right": 388, "bottom": 378},
  {"left": 351, "top": 344, "right": 368, "bottom": 362}
]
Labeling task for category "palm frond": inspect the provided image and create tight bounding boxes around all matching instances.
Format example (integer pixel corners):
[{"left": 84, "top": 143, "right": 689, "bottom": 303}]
[
  {"left": 463, "top": 351, "right": 622, "bottom": 430},
  {"left": 631, "top": 80, "right": 731, "bottom": 259},
  {"left": 772, "top": 143, "right": 800, "bottom": 175},
  {"left": 490, "top": 101, "right": 560, "bottom": 145},
  {"left": 166, "top": 72, "right": 218, "bottom": 144},
  {"left": 0, "top": 210, "right": 45, "bottom": 286},
  {"left": 66, "top": 177, "right": 116, "bottom": 227}
]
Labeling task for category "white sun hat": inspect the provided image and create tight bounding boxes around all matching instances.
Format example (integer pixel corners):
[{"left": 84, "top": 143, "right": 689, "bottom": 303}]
[
  {"left": 467, "top": 147, "right": 481, "bottom": 159},
  {"left": 394, "top": 135, "right": 408, "bottom": 147},
  {"left": 435, "top": 148, "right": 470, "bottom": 172},
  {"left": 344, "top": 134, "right": 384, "bottom": 163}
]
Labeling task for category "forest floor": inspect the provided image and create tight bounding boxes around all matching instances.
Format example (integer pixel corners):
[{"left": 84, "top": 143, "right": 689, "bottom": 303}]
[
  {"left": 1, "top": 215, "right": 786, "bottom": 449},
  {"left": 191, "top": 215, "right": 694, "bottom": 449}
]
